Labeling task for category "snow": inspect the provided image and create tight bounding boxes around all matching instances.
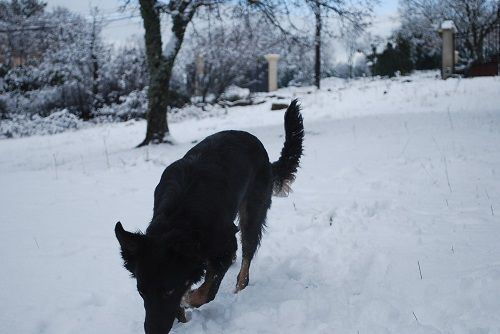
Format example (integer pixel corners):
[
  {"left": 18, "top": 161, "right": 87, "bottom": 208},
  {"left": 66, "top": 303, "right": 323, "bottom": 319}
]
[
  {"left": 440, "top": 20, "right": 457, "bottom": 32},
  {"left": 0, "top": 109, "right": 86, "bottom": 138},
  {"left": 353, "top": 51, "right": 367, "bottom": 68},
  {"left": 1, "top": 71, "right": 500, "bottom": 333},
  {"left": 222, "top": 85, "right": 251, "bottom": 101},
  {"left": 165, "top": 35, "right": 179, "bottom": 58}
]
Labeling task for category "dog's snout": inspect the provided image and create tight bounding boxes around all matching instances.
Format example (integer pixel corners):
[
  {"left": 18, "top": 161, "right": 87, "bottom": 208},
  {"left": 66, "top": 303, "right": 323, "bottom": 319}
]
[
  {"left": 143, "top": 300, "right": 175, "bottom": 334},
  {"left": 144, "top": 318, "right": 173, "bottom": 334}
]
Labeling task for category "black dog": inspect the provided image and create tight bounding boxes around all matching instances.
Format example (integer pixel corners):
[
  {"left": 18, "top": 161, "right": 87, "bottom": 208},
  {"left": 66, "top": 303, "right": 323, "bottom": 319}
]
[{"left": 115, "top": 100, "right": 304, "bottom": 334}]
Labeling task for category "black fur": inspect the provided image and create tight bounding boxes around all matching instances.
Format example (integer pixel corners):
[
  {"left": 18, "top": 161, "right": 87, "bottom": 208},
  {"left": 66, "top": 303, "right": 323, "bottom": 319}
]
[
  {"left": 272, "top": 99, "right": 304, "bottom": 196},
  {"left": 115, "top": 100, "right": 304, "bottom": 334}
]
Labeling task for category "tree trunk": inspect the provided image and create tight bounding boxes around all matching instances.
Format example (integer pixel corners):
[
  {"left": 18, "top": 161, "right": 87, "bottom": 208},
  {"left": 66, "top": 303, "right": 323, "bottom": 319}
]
[
  {"left": 138, "top": 0, "right": 194, "bottom": 146},
  {"left": 89, "top": 13, "right": 99, "bottom": 119},
  {"left": 138, "top": 0, "right": 170, "bottom": 146},
  {"left": 314, "top": 2, "right": 321, "bottom": 89},
  {"left": 474, "top": 43, "right": 484, "bottom": 63}
]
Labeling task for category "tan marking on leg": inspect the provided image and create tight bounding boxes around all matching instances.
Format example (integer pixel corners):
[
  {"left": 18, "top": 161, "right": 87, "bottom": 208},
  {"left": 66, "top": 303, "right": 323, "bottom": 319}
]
[
  {"left": 234, "top": 259, "right": 250, "bottom": 293},
  {"left": 184, "top": 271, "right": 217, "bottom": 308}
]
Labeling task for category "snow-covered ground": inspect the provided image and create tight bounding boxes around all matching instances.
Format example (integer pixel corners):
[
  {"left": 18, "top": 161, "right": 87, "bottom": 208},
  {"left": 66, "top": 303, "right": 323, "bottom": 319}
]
[{"left": 1, "top": 72, "right": 499, "bottom": 334}]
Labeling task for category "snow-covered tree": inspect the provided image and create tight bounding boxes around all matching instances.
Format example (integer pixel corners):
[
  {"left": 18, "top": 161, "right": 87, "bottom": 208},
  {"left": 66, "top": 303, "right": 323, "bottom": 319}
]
[
  {"left": 184, "top": 14, "right": 265, "bottom": 101},
  {"left": 133, "top": 0, "right": 376, "bottom": 145},
  {"left": 352, "top": 50, "right": 368, "bottom": 77},
  {"left": 0, "top": 0, "right": 48, "bottom": 67},
  {"left": 371, "top": 33, "right": 414, "bottom": 77},
  {"left": 399, "top": 0, "right": 500, "bottom": 63},
  {"left": 0, "top": 5, "right": 112, "bottom": 119},
  {"left": 181, "top": 11, "right": 314, "bottom": 101},
  {"left": 34, "top": 7, "right": 106, "bottom": 119},
  {"left": 99, "top": 40, "right": 148, "bottom": 105},
  {"left": 304, "top": 0, "right": 375, "bottom": 88}
]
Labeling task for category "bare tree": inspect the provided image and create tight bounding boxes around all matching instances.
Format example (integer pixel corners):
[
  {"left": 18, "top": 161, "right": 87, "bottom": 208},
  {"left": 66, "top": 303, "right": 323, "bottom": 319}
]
[
  {"left": 399, "top": 0, "right": 500, "bottom": 63},
  {"left": 183, "top": 10, "right": 298, "bottom": 101},
  {"left": 0, "top": 0, "right": 48, "bottom": 67},
  {"left": 305, "top": 0, "right": 374, "bottom": 88},
  {"left": 134, "top": 0, "right": 377, "bottom": 145},
  {"left": 450, "top": 0, "right": 500, "bottom": 62},
  {"left": 134, "top": 0, "right": 199, "bottom": 146},
  {"left": 133, "top": 0, "right": 280, "bottom": 145},
  {"left": 89, "top": 8, "right": 102, "bottom": 117}
]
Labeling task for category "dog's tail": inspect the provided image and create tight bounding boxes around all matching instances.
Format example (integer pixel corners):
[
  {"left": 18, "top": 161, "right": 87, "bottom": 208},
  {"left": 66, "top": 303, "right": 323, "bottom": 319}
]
[{"left": 272, "top": 99, "right": 304, "bottom": 197}]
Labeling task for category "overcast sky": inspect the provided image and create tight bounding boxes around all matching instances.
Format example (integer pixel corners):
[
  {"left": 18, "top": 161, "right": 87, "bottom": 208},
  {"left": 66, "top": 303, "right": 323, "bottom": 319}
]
[{"left": 44, "top": 0, "right": 400, "bottom": 47}]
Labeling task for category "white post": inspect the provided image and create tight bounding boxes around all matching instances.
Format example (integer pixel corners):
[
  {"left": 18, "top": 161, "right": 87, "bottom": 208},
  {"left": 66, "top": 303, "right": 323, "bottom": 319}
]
[
  {"left": 440, "top": 21, "right": 457, "bottom": 79},
  {"left": 264, "top": 54, "right": 280, "bottom": 92}
]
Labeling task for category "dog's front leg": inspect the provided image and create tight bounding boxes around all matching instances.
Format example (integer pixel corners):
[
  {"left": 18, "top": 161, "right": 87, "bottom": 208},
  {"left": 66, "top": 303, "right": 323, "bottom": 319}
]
[
  {"left": 183, "top": 266, "right": 218, "bottom": 308},
  {"left": 176, "top": 306, "right": 188, "bottom": 323}
]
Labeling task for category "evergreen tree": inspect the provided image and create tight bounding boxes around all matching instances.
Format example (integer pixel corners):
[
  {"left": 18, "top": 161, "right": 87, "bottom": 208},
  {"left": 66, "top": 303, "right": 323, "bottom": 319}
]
[
  {"left": 395, "top": 34, "right": 413, "bottom": 75},
  {"left": 372, "top": 34, "right": 414, "bottom": 77}
]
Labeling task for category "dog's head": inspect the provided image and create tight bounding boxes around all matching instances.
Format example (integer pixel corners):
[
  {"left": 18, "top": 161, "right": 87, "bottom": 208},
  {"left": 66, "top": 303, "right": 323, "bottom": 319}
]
[{"left": 115, "top": 222, "right": 203, "bottom": 334}]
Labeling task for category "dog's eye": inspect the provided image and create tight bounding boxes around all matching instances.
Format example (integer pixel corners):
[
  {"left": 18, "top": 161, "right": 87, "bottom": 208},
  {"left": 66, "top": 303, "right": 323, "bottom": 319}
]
[{"left": 162, "top": 289, "right": 175, "bottom": 298}]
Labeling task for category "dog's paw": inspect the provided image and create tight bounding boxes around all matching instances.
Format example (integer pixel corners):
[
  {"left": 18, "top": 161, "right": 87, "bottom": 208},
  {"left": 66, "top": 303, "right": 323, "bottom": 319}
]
[
  {"left": 234, "top": 273, "right": 249, "bottom": 293},
  {"left": 234, "top": 260, "right": 250, "bottom": 293}
]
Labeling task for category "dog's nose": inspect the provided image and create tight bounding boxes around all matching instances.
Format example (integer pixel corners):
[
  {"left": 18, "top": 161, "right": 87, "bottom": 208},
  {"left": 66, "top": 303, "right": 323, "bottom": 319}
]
[{"left": 144, "top": 317, "right": 173, "bottom": 334}]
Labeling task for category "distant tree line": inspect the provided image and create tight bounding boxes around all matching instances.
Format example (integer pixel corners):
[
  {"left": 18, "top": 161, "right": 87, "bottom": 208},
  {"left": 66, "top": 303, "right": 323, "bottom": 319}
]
[
  {"left": 0, "top": 0, "right": 154, "bottom": 122},
  {"left": 133, "top": 0, "right": 375, "bottom": 146},
  {"left": 10, "top": 0, "right": 496, "bottom": 138},
  {"left": 369, "top": 0, "right": 500, "bottom": 77},
  {"left": 0, "top": 0, "right": 376, "bottom": 133},
  {"left": 369, "top": 34, "right": 417, "bottom": 77}
]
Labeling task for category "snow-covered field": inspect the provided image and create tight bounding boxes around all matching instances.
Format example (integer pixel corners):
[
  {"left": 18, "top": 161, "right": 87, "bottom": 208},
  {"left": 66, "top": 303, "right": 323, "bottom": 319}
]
[{"left": 1, "top": 72, "right": 499, "bottom": 334}]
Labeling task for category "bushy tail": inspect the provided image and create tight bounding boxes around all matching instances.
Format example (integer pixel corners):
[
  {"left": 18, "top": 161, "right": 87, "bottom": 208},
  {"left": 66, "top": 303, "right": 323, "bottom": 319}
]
[{"left": 272, "top": 99, "right": 304, "bottom": 197}]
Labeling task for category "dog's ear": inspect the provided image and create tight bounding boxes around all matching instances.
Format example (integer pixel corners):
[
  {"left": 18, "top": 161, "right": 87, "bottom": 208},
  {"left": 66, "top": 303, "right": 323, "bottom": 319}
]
[{"left": 115, "top": 222, "right": 144, "bottom": 274}]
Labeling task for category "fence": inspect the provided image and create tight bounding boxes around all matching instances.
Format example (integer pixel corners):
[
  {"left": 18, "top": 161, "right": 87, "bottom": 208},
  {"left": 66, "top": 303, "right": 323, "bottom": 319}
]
[{"left": 455, "top": 22, "right": 499, "bottom": 76}]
